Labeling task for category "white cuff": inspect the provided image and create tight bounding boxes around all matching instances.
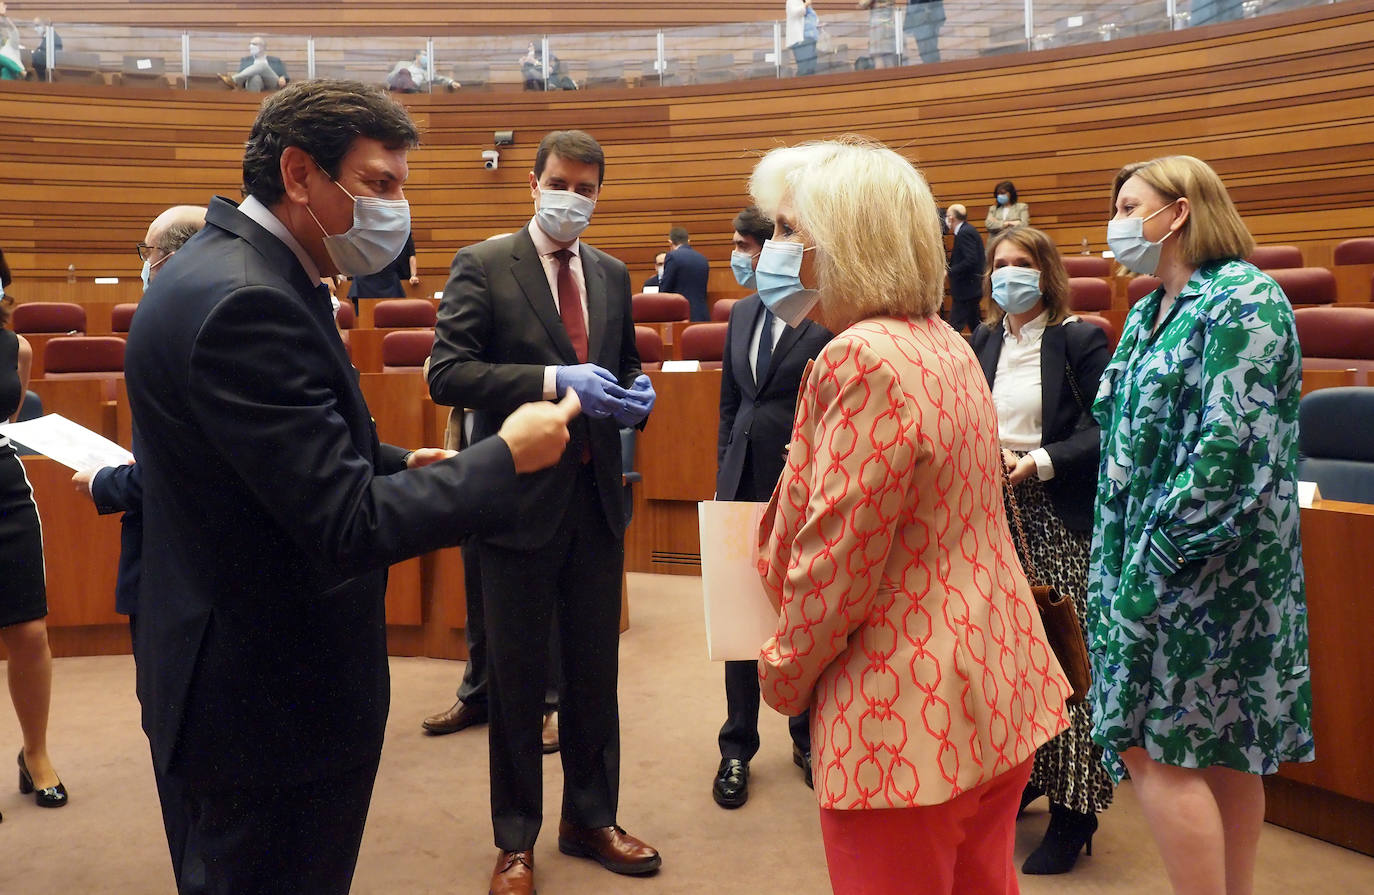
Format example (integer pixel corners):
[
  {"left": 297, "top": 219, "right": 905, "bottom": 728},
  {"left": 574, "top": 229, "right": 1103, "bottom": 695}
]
[
  {"left": 1031, "top": 448, "right": 1055, "bottom": 481},
  {"left": 543, "top": 366, "right": 559, "bottom": 401}
]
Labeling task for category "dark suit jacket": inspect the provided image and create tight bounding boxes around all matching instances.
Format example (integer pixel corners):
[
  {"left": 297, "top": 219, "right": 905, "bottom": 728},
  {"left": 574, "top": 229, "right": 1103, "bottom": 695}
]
[
  {"left": 427, "top": 224, "right": 642, "bottom": 550},
  {"left": 717, "top": 295, "right": 832, "bottom": 501},
  {"left": 948, "top": 222, "right": 985, "bottom": 304},
  {"left": 970, "top": 317, "right": 1110, "bottom": 531},
  {"left": 660, "top": 243, "right": 711, "bottom": 321},
  {"left": 125, "top": 196, "right": 519, "bottom": 789},
  {"left": 237, "top": 53, "right": 288, "bottom": 85},
  {"left": 90, "top": 462, "right": 141, "bottom": 617}
]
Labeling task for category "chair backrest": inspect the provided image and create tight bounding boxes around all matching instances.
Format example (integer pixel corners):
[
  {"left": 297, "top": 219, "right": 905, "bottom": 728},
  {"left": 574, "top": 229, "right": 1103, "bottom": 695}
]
[
  {"left": 1126, "top": 275, "right": 1162, "bottom": 304},
  {"left": 1269, "top": 267, "right": 1337, "bottom": 306},
  {"left": 1299, "top": 386, "right": 1374, "bottom": 503},
  {"left": 11, "top": 301, "right": 86, "bottom": 334},
  {"left": 679, "top": 322, "right": 728, "bottom": 364},
  {"left": 1333, "top": 237, "right": 1374, "bottom": 265},
  {"left": 41, "top": 335, "right": 125, "bottom": 373},
  {"left": 1067, "top": 277, "right": 1112, "bottom": 311},
  {"left": 632, "top": 292, "right": 690, "bottom": 323},
  {"left": 1294, "top": 307, "right": 1374, "bottom": 360},
  {"left": 380, "top": 329, "right": 435, "bottom": 370},
  {"left": 372, "top": 298, "right": 437, "bottom": 328},
  {"left": 710, "top": 299, "right": 739, "bottom": 322},
  {"left": 110, "top": 303, "right": 139, "bottom": 333},
  {"left": 1247, "top": 245, "right": 1303, "bottom": 270},
  {"left": 634, "top": 325, "right": 663, "bottom": 365},
  {"left": 1060, "top": 255, "right": 1111, "bottom": 278},
  {"left": 1074, "top": 313, "right": 1118, "bottom": 352},
  {"left": 335, "top": 300, "right": 356, "bottom": 330}
]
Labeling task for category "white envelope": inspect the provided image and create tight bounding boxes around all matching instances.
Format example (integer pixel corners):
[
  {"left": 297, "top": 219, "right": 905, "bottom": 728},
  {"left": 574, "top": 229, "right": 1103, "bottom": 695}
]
[{"left": 699, "top": 500, "right": 780, "bottom": 661}]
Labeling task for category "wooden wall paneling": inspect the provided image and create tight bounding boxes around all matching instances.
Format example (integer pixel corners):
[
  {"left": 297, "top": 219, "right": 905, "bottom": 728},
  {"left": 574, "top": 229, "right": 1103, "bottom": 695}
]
[
  {"left": 27, "top": 377, "right": 116, "bottom": 440},
  {"left": 114, "top": 377, "right": 132, "bottom": 449},
  {"left": 1334, "top": 263, "right": 1374, "bottom": 304},
  {"left": 639, "top": 369, "right": 720, "bottom": 502}
]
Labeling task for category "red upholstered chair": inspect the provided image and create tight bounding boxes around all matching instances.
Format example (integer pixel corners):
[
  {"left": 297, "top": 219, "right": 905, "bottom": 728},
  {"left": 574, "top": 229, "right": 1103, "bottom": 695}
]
[
  {"left": 1060, "top": 255, "right": 1111, "bottom": 278},
  {"left": 1294, "top": 307, "right": 1374, "bottom": 384},
  {"left": 710, "top": 299, "right": 739, "bottom": 322},
  {"left": 1247, "top": 245, "right": 1303, "bottom": 270},
  {"left": 11, "top": 301, "right": 86, "bottom": 334},
  {"left": 634, "top": 325, "right": 663, "bottom": 369},
  {"left": 372, "top": 298, "right": 437, "bottom": 328},
  {"left": 632, "top": 292, "right": 690, "bottom": 323},
  {"left": 1269, "top": 267, "right": 1337, "bottom": 306},
  {"left": 679, "top": 322, "right": 728, "bottom": 369},
  {"left": 335, "top": 301, "right": 356, "bottom": 330},
  {"left": 1127, "top": 276, "right": 1162, "bottom": 304},
  {"left": 41, "top": 335, "right": 126, "bottom": 399},
  {"left": 110, "top": 303, "right": 139, "bottom": 334},
  {"left": 380, "top": 329, "right": 435, "bottom": 372},
  {"left": 1333, "top": 238, "right": 1374, "bottom": 265},
  {"left": 1068, "top": 277, "right": 1112, "bottom": 311},
  {"left": 1075, "top": 313, "right": 1118, "bottom": 352}
]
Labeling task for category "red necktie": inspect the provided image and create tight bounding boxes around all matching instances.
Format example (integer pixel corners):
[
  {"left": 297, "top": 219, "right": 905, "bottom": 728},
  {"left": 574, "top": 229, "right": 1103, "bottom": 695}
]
[{"left": 554, "top": 249, "right": 588, "bottom": 363}]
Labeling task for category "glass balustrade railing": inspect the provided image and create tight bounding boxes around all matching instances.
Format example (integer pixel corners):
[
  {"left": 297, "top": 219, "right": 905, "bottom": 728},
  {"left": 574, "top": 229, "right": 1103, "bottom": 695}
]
[{"left": 0, "top": 0, "right": 1339, "bottom": 92}]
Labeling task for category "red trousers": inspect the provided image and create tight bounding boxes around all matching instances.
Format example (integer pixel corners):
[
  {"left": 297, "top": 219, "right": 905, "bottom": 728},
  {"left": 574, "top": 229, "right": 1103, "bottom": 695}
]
[{"left": 818, "top": 760, "right": 1034, "bottom": 895}]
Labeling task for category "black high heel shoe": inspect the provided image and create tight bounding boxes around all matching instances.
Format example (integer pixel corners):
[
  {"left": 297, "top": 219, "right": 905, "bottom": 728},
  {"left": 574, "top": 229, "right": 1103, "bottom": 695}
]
[
  {"left": 1021, "top": 803, "right": 1097, "bottom": 875},
  {"left": 1017, "top": 782, "right": 1044, "bottom": 816},
  {"left": 18, "top": 750, "right": 68, "bottom": 808}
]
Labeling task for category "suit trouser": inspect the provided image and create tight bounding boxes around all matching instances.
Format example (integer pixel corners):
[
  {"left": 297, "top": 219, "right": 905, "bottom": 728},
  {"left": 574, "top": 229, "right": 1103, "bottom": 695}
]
[
  {"left": 948, "top": 297, "right": 982, "bottom": 334},
  {"left": 455, "top": 542, "right": 560, "bottom": 710},
  {"left": 480, "top": 466, "right": 623, "bottom": 850},
  {"left": 156, "top": 753, "right": 380, "bottom": 895},
  {"left": 233, "top": 57, "right": 277, "bottom": 90},
  {"left": 131, "top": 613, "right": 191, "bottom": 880}
]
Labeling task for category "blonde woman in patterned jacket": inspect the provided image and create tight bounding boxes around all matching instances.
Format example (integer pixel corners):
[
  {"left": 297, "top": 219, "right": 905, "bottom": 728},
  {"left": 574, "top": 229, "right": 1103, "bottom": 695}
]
[{"left": 750, "top": 137, "right": 1072, "bottom": 895}]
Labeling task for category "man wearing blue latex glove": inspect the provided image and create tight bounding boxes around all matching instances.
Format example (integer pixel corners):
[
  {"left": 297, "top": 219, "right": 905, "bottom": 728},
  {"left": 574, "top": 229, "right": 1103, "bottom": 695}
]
[{"left": 427, "top": 129, "right": 660, "bottom": 895}]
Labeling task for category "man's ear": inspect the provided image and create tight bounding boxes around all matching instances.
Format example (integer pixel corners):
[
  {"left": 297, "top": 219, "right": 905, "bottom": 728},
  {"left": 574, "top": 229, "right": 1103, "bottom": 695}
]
[{"left": 280, "top": 146, "right": 315, "bottom": 207}]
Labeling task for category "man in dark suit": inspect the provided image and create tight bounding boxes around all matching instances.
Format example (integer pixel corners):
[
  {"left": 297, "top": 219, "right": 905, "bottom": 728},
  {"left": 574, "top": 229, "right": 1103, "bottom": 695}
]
[
  {"left": 659, "top": 225, "right": 711, "bottom": 320},
  {"left": 427, "top": 129, "right": 660, "bottom": 895},
  {"left": 711, "top": 206, "right": 832, "bottom": 809},
  {"left": 123, "top": 80, "right": 575, "bottom": 895},
  {"left": 222, "top": 34, "right": 288, "bottom": 90},
  {"left": 946, "top": 202, "right": 985, "bottom": 333},
  {"left": 642, "top": 251, "right": 665, "bottom": 290}
]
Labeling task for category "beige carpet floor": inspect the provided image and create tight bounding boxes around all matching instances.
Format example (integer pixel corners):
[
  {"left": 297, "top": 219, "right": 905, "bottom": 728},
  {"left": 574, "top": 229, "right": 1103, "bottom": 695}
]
[{"left": 1, "top": 572, "right": 1371, "bottom": 894}]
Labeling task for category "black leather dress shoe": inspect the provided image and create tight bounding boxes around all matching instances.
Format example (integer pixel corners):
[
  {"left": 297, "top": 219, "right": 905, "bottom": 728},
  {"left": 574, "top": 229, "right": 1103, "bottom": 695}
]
[
  {"left": 712, "top": 758, "right": 749, "bottom": 808},
  {"left": 793, "top": 744, "right": 814, "bottom": 790},
  {"left": 421, "top": 700, "right": 487, "bottom": 735}
]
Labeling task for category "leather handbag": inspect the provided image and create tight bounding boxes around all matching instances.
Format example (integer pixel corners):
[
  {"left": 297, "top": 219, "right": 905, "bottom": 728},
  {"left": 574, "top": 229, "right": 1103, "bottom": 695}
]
[{"left": 1003, "top": 463, "right": 1092, "bottom": 706}]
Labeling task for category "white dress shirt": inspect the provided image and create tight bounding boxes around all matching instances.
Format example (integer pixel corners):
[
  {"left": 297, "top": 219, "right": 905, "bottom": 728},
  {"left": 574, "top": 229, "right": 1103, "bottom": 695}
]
[
  {"left": 747, "top": 304, "right": 786, "bottom": 383},
  {"left": 992, "top": 310, "right": 1055, "bottom": 480},
  {"left": 527, "top": 219, "right": 591, "bottom": 399}
]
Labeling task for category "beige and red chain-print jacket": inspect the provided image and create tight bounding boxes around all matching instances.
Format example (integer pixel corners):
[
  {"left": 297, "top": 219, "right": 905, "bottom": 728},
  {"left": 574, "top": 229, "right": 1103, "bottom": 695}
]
[{"left": 758, "top": 314, "right": 1070, "bottom": 809}]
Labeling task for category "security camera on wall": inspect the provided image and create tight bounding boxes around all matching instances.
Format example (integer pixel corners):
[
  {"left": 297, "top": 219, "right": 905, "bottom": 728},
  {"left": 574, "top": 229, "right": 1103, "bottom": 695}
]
[{"left": 482, "top": 150, "right": 500, "bottom": 170}]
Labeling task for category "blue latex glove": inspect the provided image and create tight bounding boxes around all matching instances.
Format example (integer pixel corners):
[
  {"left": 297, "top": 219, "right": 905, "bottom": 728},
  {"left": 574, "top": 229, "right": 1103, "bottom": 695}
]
[
  {"left": 555, "top": 364, "right": 631, "bottom": 419},
  {"left": 613, "top": 374, "right": 655, "bottom": 427}
]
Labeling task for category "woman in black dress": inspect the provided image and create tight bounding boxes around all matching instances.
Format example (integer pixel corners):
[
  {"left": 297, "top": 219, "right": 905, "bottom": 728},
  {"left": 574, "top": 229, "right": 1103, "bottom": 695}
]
[{"left": 0, "top": 247, "right": 68, "bottom": 820}]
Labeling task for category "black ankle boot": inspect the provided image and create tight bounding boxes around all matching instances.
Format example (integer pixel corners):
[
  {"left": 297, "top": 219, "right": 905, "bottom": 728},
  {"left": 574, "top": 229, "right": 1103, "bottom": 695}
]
[
  {"left": 1021, "top": 803, "right": 1097, "bottom": 875},
  {"left": 1017, "top": 782, "right": 1044, "bottom": 816}
]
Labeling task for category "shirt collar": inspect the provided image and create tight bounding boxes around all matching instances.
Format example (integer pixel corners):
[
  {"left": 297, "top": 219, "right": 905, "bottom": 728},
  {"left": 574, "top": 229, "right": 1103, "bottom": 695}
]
[
  {"left": 238, "top": 195, "right": 322, "bottom": 284},
  {"left": 1001, "top": 308, "right": 1049, "bottom": 342},
  {"left": 527, "top": 218, "right": 580, "bottom": 259}
]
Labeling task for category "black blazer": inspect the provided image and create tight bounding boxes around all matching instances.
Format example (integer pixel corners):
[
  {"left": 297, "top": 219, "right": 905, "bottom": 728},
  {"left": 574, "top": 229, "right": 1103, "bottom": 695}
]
[
  {"left": 427, "top": 225, "right": 642, "bottom": 550},
  {"left": 970, "top": 317, "right": 1110, "bottom": 532},
  {"left": 948, "top": 222, "right": 985, "bottom": 303},
  {"left": 90, "top": 462, "right": 141, "bottom": 617},
  {"left": 717, "top": 295, "right": 832, "bottom": 501},
  {"left": 125, "top": 197, "right": 519, "bottom": 788},
  {"left": 660, "top": 243, "right": 712, "bottom": 321}
]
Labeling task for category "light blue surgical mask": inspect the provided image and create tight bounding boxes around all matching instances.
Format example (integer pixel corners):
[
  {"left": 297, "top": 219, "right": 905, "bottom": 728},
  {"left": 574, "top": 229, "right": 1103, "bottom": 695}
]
[
  {"left": 730, "top": 250, "right": 757, "bottom": 288},
  {"left": 990, "top": 266, "right": 1042, "bottom": 314},
  {"left": 1106, "top": 199, "right": 1179, "bottom": 276},
  {"left": 307, "top": 173, "right": 412, "bottom": 277},
  {"left": 755, "top": 239, "right": 819, "bottom": 327},
  {"left": 996, "top": 193, "right": 1010, "bottom": 206},
  {"left": 535, "top": 188, "right": 596, "bottom": 243},
  {"left": 140, "top": 251, "right": 171, "bottom": 292}
]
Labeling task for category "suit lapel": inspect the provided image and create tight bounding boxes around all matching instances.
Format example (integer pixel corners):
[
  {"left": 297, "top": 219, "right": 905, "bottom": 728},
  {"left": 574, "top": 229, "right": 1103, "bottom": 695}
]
[
  {"left": 976, "top": 327, "right": 1001, "bottom": 388},
  {"left": 730, "top": 296, "right": 760, "bottom": 397},
  {"left": 1041, "top": 323, "right": 1066, "bottom": 428},
  {"left": 760, "top": 315, "right": 806, "bottom": 392},
  {"left": 581, "top": 246, "right": 608, "bottom": 364},
  {"left": 510, "top": 230, "right": 578, "bottom": 364}
]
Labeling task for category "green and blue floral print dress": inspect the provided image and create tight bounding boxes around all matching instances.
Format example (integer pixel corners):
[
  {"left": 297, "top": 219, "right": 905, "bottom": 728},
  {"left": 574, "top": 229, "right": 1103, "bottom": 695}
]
[{"left": 1088, "top": 258, "right": 1315, "bottom": 781}]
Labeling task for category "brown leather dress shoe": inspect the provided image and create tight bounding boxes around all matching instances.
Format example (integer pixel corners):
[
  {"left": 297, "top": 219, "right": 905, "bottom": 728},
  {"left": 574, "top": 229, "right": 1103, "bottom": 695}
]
[
  {"left": 557, "top": 821, "right": 661, "bottom": 875},
  {"left": 489, "top": 849, "right": 534, "bottom": 895},
  {"left": 541, "top": 709, "right": 560, "bottom": 754},
  {"left": 421, "top": 700, "right": 487, "bottom": 735}
]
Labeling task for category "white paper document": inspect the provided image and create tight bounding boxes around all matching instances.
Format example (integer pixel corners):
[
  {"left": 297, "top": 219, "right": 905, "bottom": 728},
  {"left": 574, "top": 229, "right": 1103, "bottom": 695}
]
[
  {"left": 0, "top": 413, "right": 134, "bottom": 470},
  {"left": 699, "top": 500, "right": 780, "bottom": 661}
]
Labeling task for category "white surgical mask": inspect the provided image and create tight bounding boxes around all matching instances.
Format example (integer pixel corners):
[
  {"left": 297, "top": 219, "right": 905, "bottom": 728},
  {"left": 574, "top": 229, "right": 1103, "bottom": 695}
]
[
  {"left": 1106, "top": 200, "right": 1179, "bottom": 276},
  {"left": 755, "top": 239, "right": 819, "bottom": 328},
  {"left": 990, "top": 266, "right": 1042, "bottom": 314},
  {"left": 140, "top": 251, "right": 171, "bottom": 292},
  {"left": 249, "top": 43, "right": 263, "bottom": 57},
  {"left": 535, "top": 189, "right": 595, "bottom": 243},
  {"left": 307, "top": 175, "right": 412, "bottom": 277}
]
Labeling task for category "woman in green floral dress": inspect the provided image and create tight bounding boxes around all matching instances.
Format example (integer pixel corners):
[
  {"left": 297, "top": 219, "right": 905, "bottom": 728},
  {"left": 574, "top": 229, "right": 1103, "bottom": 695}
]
[{"left": 1089, "top": 155, "right": 1314, "bottom": 895}]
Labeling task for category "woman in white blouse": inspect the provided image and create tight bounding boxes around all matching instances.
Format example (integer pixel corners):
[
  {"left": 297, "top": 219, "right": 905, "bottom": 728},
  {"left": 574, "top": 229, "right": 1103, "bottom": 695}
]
[{"left": 969, "top": 226, "right": 1113, "bottom": 876}]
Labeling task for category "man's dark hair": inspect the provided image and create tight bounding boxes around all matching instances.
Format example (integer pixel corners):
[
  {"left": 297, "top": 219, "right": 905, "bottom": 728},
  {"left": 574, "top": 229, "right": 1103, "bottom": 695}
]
[
  {"left": 242, "top": 80, "right": 420, "bottom": 206},
  {"left": 161, "top": 220, "right": 204, "bottom": 253},
  {"left": 731, "top": 206, "right": 772, "bottom": 247},
  {"left": 668, "top": 226, "right": 690, "bottom": 246},
  {"left": 534, "top": 130, "right": 605, "bottom": 186}
]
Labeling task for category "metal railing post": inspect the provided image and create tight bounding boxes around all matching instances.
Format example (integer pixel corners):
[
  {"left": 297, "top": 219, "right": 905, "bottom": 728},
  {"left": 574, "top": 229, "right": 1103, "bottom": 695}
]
[
  {"left": 181, "top": 32, "right": 190, "bottom": 89},
  {"left": 307, "top": 37, "right": 316, "bottom": 80}
]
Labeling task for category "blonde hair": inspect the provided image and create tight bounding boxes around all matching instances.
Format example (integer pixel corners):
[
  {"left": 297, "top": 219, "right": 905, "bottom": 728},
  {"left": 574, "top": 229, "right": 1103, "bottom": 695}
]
[
  {"left": 1111, "top": 155, "right": 1254, "bottom": 267},
  {"left": 980, "top": 227, "right": 1072, "bottom": 327},
  {"left": 748, "top": 136, "right": 945, "bottom": 323}
]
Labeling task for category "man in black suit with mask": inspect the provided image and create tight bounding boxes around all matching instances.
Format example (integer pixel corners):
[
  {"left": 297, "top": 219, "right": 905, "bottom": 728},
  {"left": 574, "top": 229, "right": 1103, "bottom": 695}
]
[
  {"left": 124, "top": 80, "right": 575, "bottom": 895},
  {"left": 946, "top": 202, "right": 985, "bottom": 333},
  {"left": 659, "top": 225, "right": 712, "bottom": 320},
  {"left": 711, "top": 205, "right": 832, "bottom": 808}
]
